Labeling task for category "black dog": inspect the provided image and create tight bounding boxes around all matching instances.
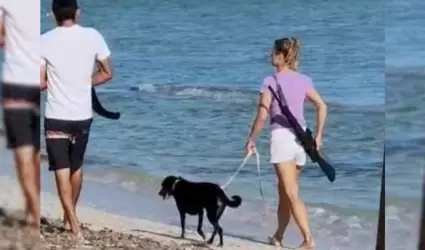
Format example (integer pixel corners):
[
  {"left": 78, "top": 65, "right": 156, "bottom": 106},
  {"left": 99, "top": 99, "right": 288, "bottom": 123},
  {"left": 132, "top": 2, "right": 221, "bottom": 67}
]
[{"left": 158, "top": 175, "right": 242, "bottom": 247}]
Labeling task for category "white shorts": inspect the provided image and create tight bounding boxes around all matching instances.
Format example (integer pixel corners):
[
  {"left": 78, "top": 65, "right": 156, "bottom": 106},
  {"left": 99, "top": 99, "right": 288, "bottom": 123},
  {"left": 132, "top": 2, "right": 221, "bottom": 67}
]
[{"left": 270, "top": 128, "right": 307, "bottom": 166}]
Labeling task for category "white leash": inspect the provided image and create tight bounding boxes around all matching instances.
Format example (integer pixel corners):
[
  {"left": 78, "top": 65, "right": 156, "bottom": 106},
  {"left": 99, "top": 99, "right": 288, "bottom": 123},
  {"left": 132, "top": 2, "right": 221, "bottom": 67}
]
[{"left": 221, "top": 148, "right": 265, "bottom": 202}]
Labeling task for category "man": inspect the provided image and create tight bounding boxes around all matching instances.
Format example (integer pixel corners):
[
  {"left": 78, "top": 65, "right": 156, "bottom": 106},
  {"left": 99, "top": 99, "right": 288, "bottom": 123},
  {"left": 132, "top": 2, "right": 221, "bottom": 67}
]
[
  {"left": 0, "top": 0, "right": 40, "bottom": 229},
  {"left": 41, "top": 0, "right": 113, "bottom": 238}
]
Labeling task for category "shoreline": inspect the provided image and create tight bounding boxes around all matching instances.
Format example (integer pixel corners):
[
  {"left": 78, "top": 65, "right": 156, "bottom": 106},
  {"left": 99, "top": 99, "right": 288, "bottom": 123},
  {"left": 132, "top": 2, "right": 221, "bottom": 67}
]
[
  {"left": 0, "top": 143, "right": 290, "bottom": 250},
  {"left": 0, "top": 175, "right": 289, "bottom": 250},
  {"left": 0, "top": 136, "right": 387, "bottom": 249}
]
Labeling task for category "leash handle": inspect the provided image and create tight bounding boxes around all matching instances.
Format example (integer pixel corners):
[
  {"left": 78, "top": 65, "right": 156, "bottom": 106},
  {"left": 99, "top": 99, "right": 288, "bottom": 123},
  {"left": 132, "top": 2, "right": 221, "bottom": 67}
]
[
  {"left": 221, "top": 148, "right": 261, "bottom": 191},
  {"left": 255, "top": 149, "right": 265, "bottom": 202},
  {"left": 220, "top": 150, "right": 253, "bottom": 189},
  {"left": 221, "top": 148, "right": 268, "bottom": 220}
]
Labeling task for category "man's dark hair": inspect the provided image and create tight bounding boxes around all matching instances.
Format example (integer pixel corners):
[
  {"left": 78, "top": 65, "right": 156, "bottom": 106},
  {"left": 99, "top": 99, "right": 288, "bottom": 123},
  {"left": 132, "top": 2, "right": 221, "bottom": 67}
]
[{"left": 52, "top": 0, "right": 79, "bottom": 24}]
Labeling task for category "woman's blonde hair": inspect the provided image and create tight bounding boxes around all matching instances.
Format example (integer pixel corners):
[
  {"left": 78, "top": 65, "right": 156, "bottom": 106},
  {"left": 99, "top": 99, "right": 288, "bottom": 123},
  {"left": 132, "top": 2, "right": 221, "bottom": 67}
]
[{"left": 273, "top": 37, "right": 300, "bottom": 70}]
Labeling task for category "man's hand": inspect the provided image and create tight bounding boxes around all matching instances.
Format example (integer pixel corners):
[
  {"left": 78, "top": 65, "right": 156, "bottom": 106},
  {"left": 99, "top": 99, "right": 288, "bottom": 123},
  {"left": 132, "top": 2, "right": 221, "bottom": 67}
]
[
  {"left": 0, "top": 14, "right": 5, "bottom": 48},
  {"left": 92, "top": 59, "right": 113, "bottom": 86}
]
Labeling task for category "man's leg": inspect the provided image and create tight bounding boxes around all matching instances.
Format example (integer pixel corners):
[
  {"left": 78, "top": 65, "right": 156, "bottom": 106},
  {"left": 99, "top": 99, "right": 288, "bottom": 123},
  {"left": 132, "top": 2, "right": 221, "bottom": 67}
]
[
  {"left": 64, "top": 168, "right": 83, "bottom": 227},
  {"left": 34, "top": 150, "right": 40, "bottom": 201},
  {"left": 14, "top": 146, "right": 40, "bottom": 227},
  {"left": 45, "top": 134, "right": 81, "bottom": 236},
  {"left": 62, "top": 118, "right": 92, "bottom": 230},
  {"left": 25, "top": 149, "right": 40, "bottom": 225},
  {"left": 71, "top": 168, "right": 83, "bottom": 219},
  {"left": 54, "top": 168, "right": 80, "bottom": 235},
  {"left": 3, "top": 108, "right": 40, "bottom": 227},
  {"left": 28, "top": 110, "right": 41, "bottom": 224}
]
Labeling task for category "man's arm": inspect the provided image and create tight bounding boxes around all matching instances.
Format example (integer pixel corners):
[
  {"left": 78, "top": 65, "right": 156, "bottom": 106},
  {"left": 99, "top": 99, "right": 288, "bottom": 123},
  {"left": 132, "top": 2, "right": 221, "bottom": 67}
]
[
  {"left": 92, "top": 59, "right": 113, "bottom": 86},
  {"left": 0, "top": 7, "right": 5, "bottom": 48},
  {"left": 40, "top": 64, "right": 47, "bottom": 91},
  {"left": 92, "top": 30, "right": 113, "bottom": 86}
]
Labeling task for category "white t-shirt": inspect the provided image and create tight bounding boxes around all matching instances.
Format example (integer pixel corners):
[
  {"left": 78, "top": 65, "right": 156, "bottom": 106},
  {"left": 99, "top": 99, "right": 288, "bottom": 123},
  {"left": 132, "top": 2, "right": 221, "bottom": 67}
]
[
  {"left": 41, "top": 25, "right": 111, "bottom": 121},
  {"left": 0, "top": 0, "right": 40, "bottom": 85}
]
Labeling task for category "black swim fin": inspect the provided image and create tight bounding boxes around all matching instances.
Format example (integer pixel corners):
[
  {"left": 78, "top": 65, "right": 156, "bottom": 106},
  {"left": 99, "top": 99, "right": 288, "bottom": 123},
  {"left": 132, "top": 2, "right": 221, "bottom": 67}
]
[
  {"left": 91, "top": 87, "right": 121, "bottom": 120},
  {"left": 316, "top": 151, "right": 336, "bottom": 182}
]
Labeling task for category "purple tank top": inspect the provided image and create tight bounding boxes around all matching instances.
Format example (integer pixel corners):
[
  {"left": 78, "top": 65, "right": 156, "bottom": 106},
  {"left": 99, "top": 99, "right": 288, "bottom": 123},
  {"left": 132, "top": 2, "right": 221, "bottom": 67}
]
[{"left": 260, "top": 72, "right": 314, "bottom": 131}]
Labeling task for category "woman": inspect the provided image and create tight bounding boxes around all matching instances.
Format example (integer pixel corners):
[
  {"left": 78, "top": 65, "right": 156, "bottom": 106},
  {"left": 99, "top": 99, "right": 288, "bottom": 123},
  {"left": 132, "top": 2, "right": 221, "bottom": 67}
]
[{"left": 245, "top": 37, "right": 327, "bottom": 249}]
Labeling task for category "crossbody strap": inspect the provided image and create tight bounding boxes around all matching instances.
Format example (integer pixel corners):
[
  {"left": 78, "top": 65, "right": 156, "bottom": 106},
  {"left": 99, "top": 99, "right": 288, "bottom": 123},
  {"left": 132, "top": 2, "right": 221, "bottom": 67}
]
[{"left": 271, "top": 74, "right": 287, "bottom": 108}]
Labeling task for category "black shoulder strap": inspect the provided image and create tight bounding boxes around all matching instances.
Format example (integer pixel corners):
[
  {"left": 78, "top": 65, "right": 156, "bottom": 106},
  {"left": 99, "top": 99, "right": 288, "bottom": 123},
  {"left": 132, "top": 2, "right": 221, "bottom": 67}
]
[
  {"left": 268, "top": 74, "right": 287, "bottom": 107},
  {"left": 268, "top": 74, "right": 299, "bottom": 130}
]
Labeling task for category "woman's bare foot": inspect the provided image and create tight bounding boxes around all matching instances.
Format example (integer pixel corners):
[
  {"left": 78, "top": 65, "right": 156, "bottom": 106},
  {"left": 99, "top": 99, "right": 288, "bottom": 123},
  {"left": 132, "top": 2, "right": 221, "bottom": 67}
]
[{"left": 296, "top": 240, "right": 315, "bottom": 250}]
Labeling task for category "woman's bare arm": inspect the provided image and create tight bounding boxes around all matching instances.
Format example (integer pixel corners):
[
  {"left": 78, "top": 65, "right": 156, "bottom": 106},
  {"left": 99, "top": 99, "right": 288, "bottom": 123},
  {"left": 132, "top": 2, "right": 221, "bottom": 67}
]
[
  {"left": 306, "top": 87, "right": 327, "bottom": 137},
  {"left": 248, "top": 90, "right": 272, "bottom": 140}
]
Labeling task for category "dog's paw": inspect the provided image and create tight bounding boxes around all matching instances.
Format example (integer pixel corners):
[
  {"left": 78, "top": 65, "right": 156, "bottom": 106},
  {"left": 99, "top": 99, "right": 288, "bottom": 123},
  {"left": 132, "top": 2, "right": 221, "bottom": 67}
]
[
  {"left": 180, "top": 234, "right": 185, "bottom": 239},
  {"left": 206, "top": 239, "right": 214, "bottom": 245},
  {"left": 216, "top": 243, "right": 223, "bottom": 248}
]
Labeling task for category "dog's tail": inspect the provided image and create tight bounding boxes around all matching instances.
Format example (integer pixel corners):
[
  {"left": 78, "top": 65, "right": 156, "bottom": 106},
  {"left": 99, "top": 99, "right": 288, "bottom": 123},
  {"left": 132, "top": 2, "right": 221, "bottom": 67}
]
[{"left": 219, "top": 190, "right": 242, "bottom": 208}]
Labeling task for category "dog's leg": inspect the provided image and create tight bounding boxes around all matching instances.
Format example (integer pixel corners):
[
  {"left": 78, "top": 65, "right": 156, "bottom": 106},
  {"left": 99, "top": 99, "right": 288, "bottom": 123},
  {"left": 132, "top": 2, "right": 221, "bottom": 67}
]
[
  {"left": 179, "top": 210, "right": 186, "bottom": 239},
  {"left": 206, "top": 205, "right": 226, "bottom": 246},
  {"left": 207, "top": 221, "right": 223, "bottom": 247},
  {"left": 206, "top": 210, "right": 218, "bottom": 245},
  {"left": 215, "top": 206, "right": 226, "bottom": 247},
  {"left": 216, "top": 222, "right": 224, "bottom": 247},
  {"left": 197, "top": 210, "right": 206, "bottom": 240},
  {"left": 217, "top": 205, "right": 226, "bottom": 221}
]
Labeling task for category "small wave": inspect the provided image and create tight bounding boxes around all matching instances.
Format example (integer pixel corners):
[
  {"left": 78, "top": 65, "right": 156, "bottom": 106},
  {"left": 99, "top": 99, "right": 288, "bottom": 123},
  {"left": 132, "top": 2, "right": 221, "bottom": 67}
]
[
  {"left": 385, "top": 66, "right": 425, "bottom": 80},
  {"left": 126, "top": 83, "right": 385, "bottom": 112},
  {"left": 129, "top": 83, "right": 253, "bottom": 103},
  {"left": 386, "top": 137, "right": 425, "bottom": 153}
]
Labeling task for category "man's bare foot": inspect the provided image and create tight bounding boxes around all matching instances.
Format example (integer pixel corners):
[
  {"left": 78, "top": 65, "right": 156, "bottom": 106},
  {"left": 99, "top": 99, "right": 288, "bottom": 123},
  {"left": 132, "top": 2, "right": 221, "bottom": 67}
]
[
  {"left": 24, "top": 213, "right": 41, "bottom": 229},
  {"left": 74, "top": 231, "right": 90, "bottom": 245},
  {"left": 267, "top": 236, "right": 283, "bottom": 247},
  {"left": 63, "top": 219, "right": 71, "bottom": 230},
  {"left": 25, "top": 211, "right": 35, "bottom": 225},
  {"left": 63, "top": 216, "right": 80, "bottom": 230}
]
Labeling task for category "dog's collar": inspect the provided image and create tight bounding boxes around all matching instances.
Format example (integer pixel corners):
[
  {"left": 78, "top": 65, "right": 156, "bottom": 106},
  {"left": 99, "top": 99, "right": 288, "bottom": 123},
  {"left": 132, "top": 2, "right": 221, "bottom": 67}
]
[{"left": 171, "top": 179, "right": 180, "bottom": 191}]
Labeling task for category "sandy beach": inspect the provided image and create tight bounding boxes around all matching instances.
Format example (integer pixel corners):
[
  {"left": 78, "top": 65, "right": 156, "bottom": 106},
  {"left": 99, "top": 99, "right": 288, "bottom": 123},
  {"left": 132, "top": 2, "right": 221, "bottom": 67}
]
[{"left": 0, "top": 139, "right": 289, "bottom": 250}]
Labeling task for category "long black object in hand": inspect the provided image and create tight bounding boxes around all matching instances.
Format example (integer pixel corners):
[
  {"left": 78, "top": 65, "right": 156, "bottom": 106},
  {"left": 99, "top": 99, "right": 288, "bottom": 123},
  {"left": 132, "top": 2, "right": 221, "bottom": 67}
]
[
  {"left": 91, "top": 87, "right": 121, "bottom": 120},
  {"left": 267, "top": 80, "right": 336, "bottom": 182},
  {"left": 375, "top": 150, "right": 384, "bottom": 250},
  {"left": 419, "top": 151, "right": 425, "bottom": 250}
]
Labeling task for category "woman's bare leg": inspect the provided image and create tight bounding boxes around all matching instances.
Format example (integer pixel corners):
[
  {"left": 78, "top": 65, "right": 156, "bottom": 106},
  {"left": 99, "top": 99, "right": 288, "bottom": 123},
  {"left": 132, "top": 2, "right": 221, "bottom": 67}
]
[
  {"left": 275, "top": 161, "right": 314, "bottom": 249},
  {"left": 273, "top": 165, "right": 302, "bottom": 241},
  {"left": 274, "top": 188, "right": 291, "bottom": 241}
]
